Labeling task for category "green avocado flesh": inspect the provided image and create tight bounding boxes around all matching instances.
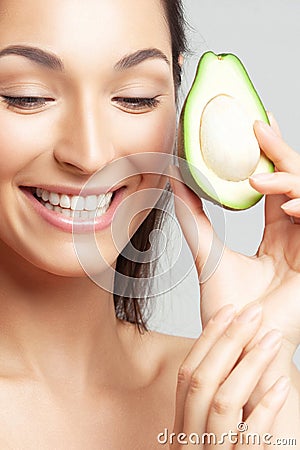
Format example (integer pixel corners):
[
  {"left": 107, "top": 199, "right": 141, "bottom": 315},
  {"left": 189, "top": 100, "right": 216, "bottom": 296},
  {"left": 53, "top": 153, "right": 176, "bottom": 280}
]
[{"left": 178, "top": 51, "right": 274, "bottom": 210}]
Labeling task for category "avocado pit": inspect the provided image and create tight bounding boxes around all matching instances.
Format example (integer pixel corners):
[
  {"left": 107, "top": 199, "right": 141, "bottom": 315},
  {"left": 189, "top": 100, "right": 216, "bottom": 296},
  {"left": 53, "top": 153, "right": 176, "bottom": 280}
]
[{"left": 200, "top": 94, "right": 260, "bottom": 182}]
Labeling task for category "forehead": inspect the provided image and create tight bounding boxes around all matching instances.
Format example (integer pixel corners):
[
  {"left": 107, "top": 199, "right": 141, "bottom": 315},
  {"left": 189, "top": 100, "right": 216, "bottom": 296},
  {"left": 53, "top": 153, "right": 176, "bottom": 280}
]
[{"left": 0, "top": 0, "right": 172, "bottom": 66}]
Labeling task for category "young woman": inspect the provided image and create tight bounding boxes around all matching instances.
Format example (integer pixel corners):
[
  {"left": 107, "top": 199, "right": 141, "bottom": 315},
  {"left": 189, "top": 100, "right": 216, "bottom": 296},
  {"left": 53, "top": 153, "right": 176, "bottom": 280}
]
[{"left": 0, "top": 0, "right": 298, "bottom": 448}]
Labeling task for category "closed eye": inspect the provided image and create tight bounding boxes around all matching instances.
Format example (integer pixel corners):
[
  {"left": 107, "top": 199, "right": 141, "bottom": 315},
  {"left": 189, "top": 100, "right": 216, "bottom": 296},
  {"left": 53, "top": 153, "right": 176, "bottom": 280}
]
[
  {"left": 1, "top": 95, "right": 161, "bottom": 114},
  {"left": 0, "top": 95, "right": 54, "bottom": 111},
  {"left": 112, "top": 96, "right": 161, "bottom": 113}
]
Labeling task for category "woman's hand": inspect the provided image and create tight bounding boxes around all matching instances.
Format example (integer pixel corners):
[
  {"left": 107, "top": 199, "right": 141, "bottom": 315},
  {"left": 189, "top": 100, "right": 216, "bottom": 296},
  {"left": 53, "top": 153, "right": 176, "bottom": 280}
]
[
  {"left": 250, "top": 114, "right": 300, "bottom": 224},
  {"left": 169, "top": 113, "right": 300, "bottom": 445},
  {"left": 171, "top": 304, "right": 288, "bottom": 449},
  {"left": 169, "top": 113, "right": 300, "bottom": 350}
]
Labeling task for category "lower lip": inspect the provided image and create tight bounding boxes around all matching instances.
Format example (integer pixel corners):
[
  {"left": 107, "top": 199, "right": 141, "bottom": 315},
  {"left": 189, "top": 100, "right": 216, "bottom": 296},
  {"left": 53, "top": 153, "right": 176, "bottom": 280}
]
[{"left": 20, "top": 187, "right": 125, "bottom": 233}]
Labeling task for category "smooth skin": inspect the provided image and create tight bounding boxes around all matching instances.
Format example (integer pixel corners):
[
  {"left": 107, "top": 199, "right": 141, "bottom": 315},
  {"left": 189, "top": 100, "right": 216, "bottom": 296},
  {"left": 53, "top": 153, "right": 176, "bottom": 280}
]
[
  {"left": 170, "top": 114, "right": 300, "bottom": 447},
  {"left": 0, "top": 0, "right": 297, "bottom": 448},
  {"left": 172, "top": 304, "right": 288, "bottom": 449}
]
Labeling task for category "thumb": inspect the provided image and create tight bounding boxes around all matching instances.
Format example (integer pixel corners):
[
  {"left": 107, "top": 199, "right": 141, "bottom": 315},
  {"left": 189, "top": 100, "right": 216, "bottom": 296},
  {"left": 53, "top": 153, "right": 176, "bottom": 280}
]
[{"left": 168, "top": 165, "right": 225, "bottom": 283}]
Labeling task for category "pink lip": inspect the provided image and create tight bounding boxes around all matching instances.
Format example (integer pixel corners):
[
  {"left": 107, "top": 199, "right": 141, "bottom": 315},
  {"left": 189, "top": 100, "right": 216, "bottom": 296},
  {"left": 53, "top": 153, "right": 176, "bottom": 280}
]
[{"left": 20, "top": 187, "right": 125, "bottom": 234}]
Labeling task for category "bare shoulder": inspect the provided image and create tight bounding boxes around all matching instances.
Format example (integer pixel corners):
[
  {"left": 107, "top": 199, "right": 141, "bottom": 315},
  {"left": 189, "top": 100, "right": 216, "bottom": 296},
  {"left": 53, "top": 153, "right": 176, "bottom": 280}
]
[
  {"left": 118, "top": 320, "right": 199, "bottom": 383},
  {"left": 142, "top": 329, "right": 198, "bottom": 389},
  {"left": 149, "top": 329, "right": 197, "bottom": 365},
  {"left": 136, "top": 326, "right": 198, "bottom": 372}
]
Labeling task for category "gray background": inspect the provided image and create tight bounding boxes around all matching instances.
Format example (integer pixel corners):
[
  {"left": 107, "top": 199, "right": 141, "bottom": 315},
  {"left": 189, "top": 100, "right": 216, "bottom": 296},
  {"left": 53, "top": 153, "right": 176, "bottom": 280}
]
[{"left": 147, "top": 0, "right": 300, "bottom": 368}]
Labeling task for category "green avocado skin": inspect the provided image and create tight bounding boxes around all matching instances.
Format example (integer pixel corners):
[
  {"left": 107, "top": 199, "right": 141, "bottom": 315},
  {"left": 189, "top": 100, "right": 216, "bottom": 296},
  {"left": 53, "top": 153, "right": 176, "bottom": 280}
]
[{"left": 178, "top": 51, "right": 274, "bottom": 211}]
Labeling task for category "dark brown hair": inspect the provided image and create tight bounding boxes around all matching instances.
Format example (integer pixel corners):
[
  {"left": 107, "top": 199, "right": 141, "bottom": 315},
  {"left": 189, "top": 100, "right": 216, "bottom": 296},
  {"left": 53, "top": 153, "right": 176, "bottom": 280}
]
[{"left": 113, "top": 0, "right": 187, "bottom": 333}]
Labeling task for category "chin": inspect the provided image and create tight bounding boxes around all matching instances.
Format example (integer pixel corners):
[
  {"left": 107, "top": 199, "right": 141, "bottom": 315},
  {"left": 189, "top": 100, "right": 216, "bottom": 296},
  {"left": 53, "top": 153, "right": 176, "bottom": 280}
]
[{"left": 3, "top": 234, "right": 119, "bottom": 280}]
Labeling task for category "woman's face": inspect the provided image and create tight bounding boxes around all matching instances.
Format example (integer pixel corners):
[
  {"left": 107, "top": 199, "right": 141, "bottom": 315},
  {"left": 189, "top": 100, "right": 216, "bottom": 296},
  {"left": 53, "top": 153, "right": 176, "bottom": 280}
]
[{"left": 0, "top": 0, "right": 177, "bottom": 276}]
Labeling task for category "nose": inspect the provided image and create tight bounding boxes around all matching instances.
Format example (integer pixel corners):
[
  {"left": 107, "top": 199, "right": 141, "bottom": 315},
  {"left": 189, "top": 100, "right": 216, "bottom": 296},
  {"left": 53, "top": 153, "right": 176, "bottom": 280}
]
[{"left": 53, "top": 96, "right": 115, "bottom": 176}]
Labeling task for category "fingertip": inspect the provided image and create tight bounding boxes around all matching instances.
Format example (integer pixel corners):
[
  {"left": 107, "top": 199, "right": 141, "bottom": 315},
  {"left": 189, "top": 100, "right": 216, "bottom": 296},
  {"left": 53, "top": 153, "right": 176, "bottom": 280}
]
[
  {"left": 253, "top": 119, "right": 278, "bottom": 138},
  {"left": 281, "top": 198, "right": 300, "bottom": 212},
  {"left": 212, "top": 304, "right": 237, "bottom": 324},
  {"left": 249, "top": 173, "right": 276, "bottom": 184},
  {"left": 281, "top": 203, "right": 292, "bottom": 213},
  {"left": 248, "top": 175, "right": 270, "bottom": 195},
  {"left": 272, "top": 376, "right": 290, "bottom": 394}
]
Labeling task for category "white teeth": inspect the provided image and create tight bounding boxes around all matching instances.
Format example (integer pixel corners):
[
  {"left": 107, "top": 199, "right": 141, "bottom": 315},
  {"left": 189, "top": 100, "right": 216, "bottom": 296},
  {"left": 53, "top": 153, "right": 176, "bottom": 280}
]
[
  {"left": 49, "top": 192, "right": 60, "bottom": 206},
  {"left": 73, "top": 211, "right": 81, "bottom": 219},
  {"left": 97, "top": 194, "right": 106, "bottom": 208},
  {"left": 62, "top": 209, "right": 71, "bottom": 217},
  {"left": 96, "top": 207, "right": 105, "bottom": 217},
  {"left": 71, "top": 196, "right": 85, "bottom": 211},
  {"left": 85, "top": 195, "right": 98, "bottom": 211},
  {"left": 35, "top": 187, "right": 114, "bottom": 219},
  {"left": 98, "top": 192, "right": 112, "bottom": 208},
  {"left": 42, "top": 190, "right": 50, "bottom": 201},
  {"left": 79, "top": 210, "right": 89, "bottom": 219},
  {"left": 60, "top": 194, "right": 71, "bottom": 209}
]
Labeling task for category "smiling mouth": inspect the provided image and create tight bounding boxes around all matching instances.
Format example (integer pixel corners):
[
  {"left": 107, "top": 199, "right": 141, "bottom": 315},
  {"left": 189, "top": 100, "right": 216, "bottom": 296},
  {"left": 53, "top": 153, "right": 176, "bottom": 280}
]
[{"left": 27, "top": 187, "right": 115, "bottom": 220}]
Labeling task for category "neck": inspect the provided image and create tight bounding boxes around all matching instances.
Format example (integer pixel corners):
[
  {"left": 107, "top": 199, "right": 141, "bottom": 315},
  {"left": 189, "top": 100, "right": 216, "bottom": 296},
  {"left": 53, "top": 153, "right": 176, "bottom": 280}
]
[{"left": 0, "top": 240, "right": 135, "bottom": 394}]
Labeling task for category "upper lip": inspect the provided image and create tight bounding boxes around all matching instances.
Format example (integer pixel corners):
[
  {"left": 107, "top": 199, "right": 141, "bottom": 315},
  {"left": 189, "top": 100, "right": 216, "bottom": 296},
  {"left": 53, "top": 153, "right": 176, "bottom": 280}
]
[{"left": 20, "top": 184, "right": 124, "bottom": 197}]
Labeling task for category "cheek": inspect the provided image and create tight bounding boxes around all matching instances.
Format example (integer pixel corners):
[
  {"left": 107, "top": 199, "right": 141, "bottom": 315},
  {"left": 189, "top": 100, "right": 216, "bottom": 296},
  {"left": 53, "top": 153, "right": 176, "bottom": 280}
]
[
  {"left": 0, "top": 112, "right": 50, "bottom": 179},
  {"left": 112, "top": 105, "right": 177, "bottom": 156},
  {"left": 112, "top": 107, "right": 177, "bottom": 243}
]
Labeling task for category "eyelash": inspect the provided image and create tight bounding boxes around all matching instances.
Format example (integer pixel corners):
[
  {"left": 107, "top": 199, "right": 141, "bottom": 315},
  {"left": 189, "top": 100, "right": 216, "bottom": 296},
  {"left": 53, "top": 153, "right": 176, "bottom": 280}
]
[
  {"left": 0, "top": 95, "right": 161, "bottom": 112},
  {"left": 0, "top": 95, "right": 52, "bottom": 110},
  {"left": 112, "top": 97, "right": 161, "bottom": 111}
]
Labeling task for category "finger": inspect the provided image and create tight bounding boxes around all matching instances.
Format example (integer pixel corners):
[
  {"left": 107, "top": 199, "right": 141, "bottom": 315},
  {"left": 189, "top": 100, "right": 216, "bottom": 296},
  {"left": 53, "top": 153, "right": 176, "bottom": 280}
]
[
  {"left": 265, "top": 194, "right": 291, "bottom": 232},
  {"left": 253, "top": 120, "right": 300, "bottom": 174},
  {"left": 249, "top": 172, "right": 300, "bottom": 198},
  {"left": 253, "top": 117, "right": 300, "bottom": 224},
  {"left": 258, "top": 194, "right": 295, "bottom": 249},
  {"left": 238, "top": 376, "right": 290, "bottom": 450},
  {"left": 267, "top": 111, "right": 283, "bottom": 138},
  {"left": 182, "top": 303, "right": 262, "bottom": 437},
  {"left": 173, "top": 304, "right": 236, "bottom": 436},
  {"left": 168, "top": 165, "right": 220, "bottom": 274},
  {"left": 249, "top": 172, "right": 300, "bottom": 226},
  {"left": 281, "top": 198, "right": 300, "bottom": 218},
  {"left": 206, "top": 330, "right": 282, "bottom": 450}
]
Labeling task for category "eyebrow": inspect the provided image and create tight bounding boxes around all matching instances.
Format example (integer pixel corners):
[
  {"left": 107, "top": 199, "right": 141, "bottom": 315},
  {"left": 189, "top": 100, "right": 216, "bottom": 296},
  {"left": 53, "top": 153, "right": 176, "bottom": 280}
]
[
  {"left": 0, "top": 45, "right": 170, "bottom": 72},
  {"left": 114, "top": 48, "right": 170, "bottom": 70},
  {"left": 0, "top": 45, "right": 64, "bottom": 71}
]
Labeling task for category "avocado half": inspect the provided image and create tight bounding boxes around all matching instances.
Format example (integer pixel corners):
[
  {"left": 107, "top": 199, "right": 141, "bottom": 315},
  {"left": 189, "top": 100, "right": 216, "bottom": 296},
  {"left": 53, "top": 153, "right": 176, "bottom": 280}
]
[{"left": 178, "top": 51, "right": 274, "bottom": 210}]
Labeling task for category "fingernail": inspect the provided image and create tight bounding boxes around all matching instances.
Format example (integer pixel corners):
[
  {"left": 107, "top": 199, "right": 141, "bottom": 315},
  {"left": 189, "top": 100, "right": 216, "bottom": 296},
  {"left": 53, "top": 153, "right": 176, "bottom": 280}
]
[
  {"left": 255, "top": 120, "right": 278, "bottom": 137},
  {"left": 236, "top": 303, "right": 262, "bottom": 323},
  {"left": 213, "top": 304, "right": 236, "bottom": 323},
  {"left": 281, "top": 198, "right": 300, "bottom": 211},
  {"left": 259, "top": 330, "right": 282, "bottom": 349},
  {"left": 250, "top": 173, "right": 275, "bottom": 182},
  {"left": 274, "top": 376, "right": 290, "bottom": 393}
]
